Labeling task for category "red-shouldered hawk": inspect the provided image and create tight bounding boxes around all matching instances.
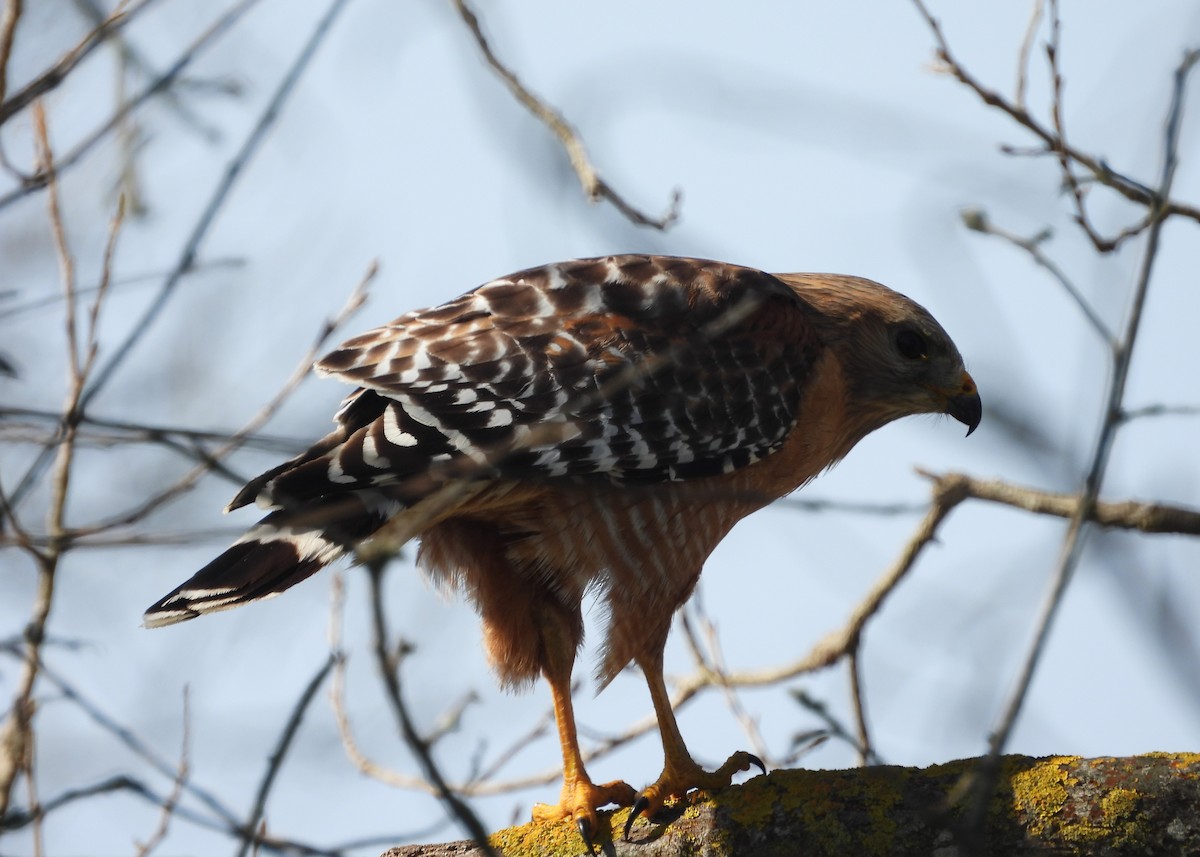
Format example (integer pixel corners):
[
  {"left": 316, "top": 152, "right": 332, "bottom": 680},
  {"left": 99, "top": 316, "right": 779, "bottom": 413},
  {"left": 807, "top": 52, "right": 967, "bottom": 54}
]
[{"left": 145, "top": 255, "right": 980, "bottom": 846}]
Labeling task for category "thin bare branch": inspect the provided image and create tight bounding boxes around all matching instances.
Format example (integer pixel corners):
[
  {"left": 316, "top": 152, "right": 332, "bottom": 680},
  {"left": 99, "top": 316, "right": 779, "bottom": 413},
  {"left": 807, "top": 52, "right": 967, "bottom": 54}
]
[
  {"left": 0, "top": 406, "right": 304, "bottom": 454},
  {"left": 846, "top": 652, "right": 872, "bottom": 768},
  {"left": 0, "top": 527, "right": 252, "bottom": 550},
  {"left": 960, "top": 207, "right": 1114, "bottom": 345},
  {"left": 38, "top": 103, "right": 79, "bottom": 380},
  {"left": 366, "top": 564, "right": 499, "bottom": 856},
  {"left": 0, "top": 0, "right": 159, "bottom": 125},
  {"left": 0, "top": 0, "right": 255, "bottom": 213},
  {"left": 921, "top": 471, "right": 1200, "bottom": 536},
  {"left": 15, "top": 658, "right": 241, "bottom": 828},
  {"left": 1014, "top": 0, "right": 1044, "bottom": 111},
  {"left": 134, "top": 688, "right": 190, "bottom": 857},
  {"left": 236, "top": 656, "right": 335, "bottom": 857},
  {"left": 681, "top": 602, "right": 771, "bottom": 765},
  {"left": 723, "top": 475, "right": 969, "bottom": 687},
  {"left": 1121, "top": 403, "right": 1200, "bottom": 423},
  {"left": 909, "top": 0, "right": 1200, "bottom": 228},
  {"left": 0, "top": 0, "right": 20, "bottom": 109},
  {"left": 71, "top": 0, "right": 223, "bottom": 142},
  {"left": 331, "top": 653, "right": 432, "bottom": 792},
  {"left": 789, "top": 689, "right": 879, "bottom": 765},
  {"left": 0, "top": 100, "right": 113, "bottom": 823},
  {"left": 777, "top": 495, "right": 927, "bottom": 516},
  {"left": 0, "top": 257, "right": 244, "bottom": 320},
  {"left": 1041, "top": 0, "right": 1149, "bottom": 253},
  {"left": 0, "top": 773, "right": 360, "bottom": 857},
  {"left": 451, "top": 0, "right": 681, "bottom": 230}
]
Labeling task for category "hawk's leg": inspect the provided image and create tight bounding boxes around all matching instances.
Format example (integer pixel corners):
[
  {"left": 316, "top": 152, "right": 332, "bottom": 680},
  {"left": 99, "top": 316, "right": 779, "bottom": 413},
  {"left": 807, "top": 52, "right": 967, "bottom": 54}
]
[
  {"left": 623, "top": 648, "right": 765, "bottom": 839},
  {"left": 530, "top": 603, "right": 636, "bottom": 846}
]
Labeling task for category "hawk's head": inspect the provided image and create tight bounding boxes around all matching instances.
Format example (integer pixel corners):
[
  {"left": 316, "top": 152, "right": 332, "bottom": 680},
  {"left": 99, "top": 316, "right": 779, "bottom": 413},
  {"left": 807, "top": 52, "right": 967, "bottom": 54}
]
[{"left": 778, "top": 273, "right": 981, "bottom": 437}]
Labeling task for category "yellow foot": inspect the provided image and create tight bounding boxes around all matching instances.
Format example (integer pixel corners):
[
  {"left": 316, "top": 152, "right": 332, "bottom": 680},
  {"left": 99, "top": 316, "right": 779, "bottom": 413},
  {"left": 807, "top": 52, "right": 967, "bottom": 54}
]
[
  {"left": 623, "top": 751, "right": 765, "bottom": 840},
  {"left": 533, "top": 778, "right": 637, "bottom": 852}
]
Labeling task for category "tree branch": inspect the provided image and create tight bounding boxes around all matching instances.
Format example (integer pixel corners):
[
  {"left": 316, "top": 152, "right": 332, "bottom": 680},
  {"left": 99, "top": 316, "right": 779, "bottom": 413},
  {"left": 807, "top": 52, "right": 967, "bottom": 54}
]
[
  {"left": 910, "top": 0, "right": 1200, "bottom": 230},
  {"left": 450, "top": 0, "right": 681, "bottom": 230},
  {"left": 921, "top": 471, "right": 1200, "bottom": 536},
  {"left": 381, "top": 754, "right": 1200, "bottom": 856}
]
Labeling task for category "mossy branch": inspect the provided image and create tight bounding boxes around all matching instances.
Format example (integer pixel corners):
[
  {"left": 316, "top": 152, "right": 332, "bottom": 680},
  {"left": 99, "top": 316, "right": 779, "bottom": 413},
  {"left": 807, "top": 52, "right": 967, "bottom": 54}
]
[{"left": 380, "top": 754, "right": 1200, "bottom": 857}]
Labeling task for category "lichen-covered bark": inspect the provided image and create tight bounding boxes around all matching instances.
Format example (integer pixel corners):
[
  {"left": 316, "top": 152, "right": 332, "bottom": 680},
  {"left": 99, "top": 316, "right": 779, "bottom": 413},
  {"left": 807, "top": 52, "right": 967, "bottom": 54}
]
[{"left": 380, "top": 754, "right": 1200, "bottom": 857}]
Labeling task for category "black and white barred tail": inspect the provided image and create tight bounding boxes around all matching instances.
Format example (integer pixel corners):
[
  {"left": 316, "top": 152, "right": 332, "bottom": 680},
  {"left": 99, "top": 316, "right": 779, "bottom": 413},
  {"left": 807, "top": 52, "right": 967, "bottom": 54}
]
[{"left": 142, "top": 492, "right": 398, "bottom": 628}]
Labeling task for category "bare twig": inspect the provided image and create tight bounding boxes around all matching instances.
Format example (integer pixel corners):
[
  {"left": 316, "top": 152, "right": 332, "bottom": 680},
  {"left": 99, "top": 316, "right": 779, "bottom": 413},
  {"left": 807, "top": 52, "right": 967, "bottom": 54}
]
[
  {"left": 0, "top": 527, "right": 251, "bottom": 550},
  {"left": 17, "top": 658, "right": 241, "bottom": 828},
  {"left": 0, "top": 257, "right": 244, "bottom": 320},
  {"left": 909, "top": 0, "right": 1200, "bottom": 229},
  {"left": 1014, "top": 0, "right": 1044, "bottom": 111},
  {"left": 331, "top": 653, "right": 434, "bottom": 792},
  {"left": 1121, "top": 403, "right": 1200, "bottom": 423},
  {"left": 0, "top": 0, "right": 21, "bottom": 109},
  {"left": 920, "top": 471, "right": 1200, "bottom": 535},
  {"left": 846, "top": 651, "right": 872, "bottom": 768},
  {"left": 134, "top": 688, "right": 190, "bottom": 857},
  {"left": 450, "top": 0, "right": 681, "bottom": 230},
  {"left": 237, "top": 656, "right": 335, "bottom": 857},
  {"left": 0, "top": 774, "right": 361, "bottom": 857},
  {"left": 0, "top": 103, "right": 124, "bottom": 822},
  {"left": 680, "top": 602, "right": 771, "bottom": 765},
  {"left": 789, "top": 689, "right": 879, "bottom": 765},
  {"left": 777, "top": 495, "right": 927, "bottom": 516},
  {"left": 0, "top": 406, "right": 304, "bottom": 454},
  {"left": 366, "top": 564, "right": 499, "bottom": 856},
  {"left": 71, "top": 0, "right": 223, "bottom": 142},
  {"left": 0, "top": 0, "right": 159, "bottom": 125},
  {"left": 0, "top": 0, "right": 258, "bottom": 212},
  {"left": 724, "top": 475, "right": 969, "bottom": 685},
  {"left": 468, "top": 707, "right": 555, "bottom": 788},
  {"left": 327, "top": 571, "right": 435, "bottom": 792},
  {"left": 960, "top": 207, "right": 1114, "bottom": 344},
  {"left": 1042, "top": 0, "right": 1153, "bottom": 253}
]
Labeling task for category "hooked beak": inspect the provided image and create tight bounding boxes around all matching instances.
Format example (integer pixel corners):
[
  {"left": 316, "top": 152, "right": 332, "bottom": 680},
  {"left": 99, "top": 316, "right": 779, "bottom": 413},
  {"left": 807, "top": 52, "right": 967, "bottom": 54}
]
[{"left": 944, "top": 371, "right": 982, "bottom": 436}]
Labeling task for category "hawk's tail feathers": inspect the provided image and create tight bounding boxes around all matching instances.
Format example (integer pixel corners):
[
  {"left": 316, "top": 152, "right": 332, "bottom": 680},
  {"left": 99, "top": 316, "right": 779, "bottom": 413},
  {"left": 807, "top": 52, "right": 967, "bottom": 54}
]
[{"left": 143, "top": 493, "right": 399, "bottom": 628}]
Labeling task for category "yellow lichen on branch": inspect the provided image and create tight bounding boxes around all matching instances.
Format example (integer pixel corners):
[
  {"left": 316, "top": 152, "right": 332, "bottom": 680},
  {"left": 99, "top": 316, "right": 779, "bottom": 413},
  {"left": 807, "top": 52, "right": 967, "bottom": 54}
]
[{"left": 382, "top": 754, "right": 1200, "bottom": 857}]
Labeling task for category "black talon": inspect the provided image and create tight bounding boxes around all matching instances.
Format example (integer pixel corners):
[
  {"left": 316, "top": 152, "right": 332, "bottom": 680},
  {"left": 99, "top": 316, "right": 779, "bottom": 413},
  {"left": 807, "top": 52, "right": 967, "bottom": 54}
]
[
  {"left": 746, "top": 753, "right": 767, "bottom": 775},
  {"left": 623, "top": 796, "right": 650, "bottom": 840},
  {"left": 576, "top": 817, "right": 595, "bottom": 854}
]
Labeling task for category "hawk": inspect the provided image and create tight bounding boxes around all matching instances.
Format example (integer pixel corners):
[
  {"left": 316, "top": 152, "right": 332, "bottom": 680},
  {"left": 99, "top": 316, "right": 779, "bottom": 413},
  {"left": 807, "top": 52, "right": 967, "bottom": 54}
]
[{"left": 145, "top": 255, "right": 980, "bottom": 845}]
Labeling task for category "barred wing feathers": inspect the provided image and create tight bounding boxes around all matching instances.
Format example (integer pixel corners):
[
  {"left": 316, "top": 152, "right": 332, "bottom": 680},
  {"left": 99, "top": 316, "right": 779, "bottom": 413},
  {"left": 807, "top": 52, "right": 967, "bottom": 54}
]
[
  {"left": 314, "top": 255, "right": 820, "bottom": 486},
  {"left": 144, "top": 256, "right": 821, "bottom": 628}
]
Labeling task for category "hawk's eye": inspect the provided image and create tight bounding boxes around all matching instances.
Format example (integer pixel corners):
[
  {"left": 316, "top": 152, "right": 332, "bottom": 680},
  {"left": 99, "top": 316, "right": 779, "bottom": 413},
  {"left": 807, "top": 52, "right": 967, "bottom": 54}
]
[{"left": 896, "top": 329, "right": 928, "bottom": 360}]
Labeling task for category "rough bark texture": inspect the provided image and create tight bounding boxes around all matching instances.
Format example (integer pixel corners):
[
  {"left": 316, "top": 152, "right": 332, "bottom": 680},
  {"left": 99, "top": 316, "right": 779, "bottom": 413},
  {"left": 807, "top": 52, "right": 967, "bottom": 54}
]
[{"left": 380, "top": 754, "right": 1200, "bottom": 857}]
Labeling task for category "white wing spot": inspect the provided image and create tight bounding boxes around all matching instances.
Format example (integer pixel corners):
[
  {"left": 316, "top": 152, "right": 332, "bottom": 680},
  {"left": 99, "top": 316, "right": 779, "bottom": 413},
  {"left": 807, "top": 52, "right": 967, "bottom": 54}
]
[
  {"left": 486, "top": 408, "right": 513, "bottom": 428},
  {"left": 361, "top": 434, "right": 387, "bottom": 469},
  {"left": 328, "top": 457, "right": 356, "bottom": 484},
  {"left": 383, "top": 407, "right": 420, "bottom": 447}
]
